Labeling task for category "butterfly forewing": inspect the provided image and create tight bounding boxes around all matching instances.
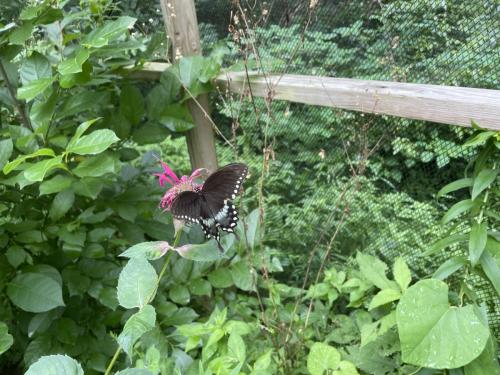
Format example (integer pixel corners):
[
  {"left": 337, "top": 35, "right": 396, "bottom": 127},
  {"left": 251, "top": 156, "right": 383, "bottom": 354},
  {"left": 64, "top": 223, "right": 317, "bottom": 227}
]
[
  {"left": 170, "top": 191, "right": 202, "bottom": 223},
  {"left": 201, "top": 163, "right": 248, "bottom": 204}
]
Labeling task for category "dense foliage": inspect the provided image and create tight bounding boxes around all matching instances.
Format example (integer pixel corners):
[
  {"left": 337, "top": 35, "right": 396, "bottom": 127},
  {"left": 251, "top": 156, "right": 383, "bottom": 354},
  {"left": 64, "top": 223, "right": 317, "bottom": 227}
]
[{"left": 0, "top": 1, "right": 499, "bottom": 375}]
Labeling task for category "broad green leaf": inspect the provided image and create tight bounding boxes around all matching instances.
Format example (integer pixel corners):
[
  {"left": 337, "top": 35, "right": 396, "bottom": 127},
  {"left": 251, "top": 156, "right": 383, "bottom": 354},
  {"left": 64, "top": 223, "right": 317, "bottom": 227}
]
[
  {"left": 441, "top": 199, "right": 476, "bottom": 224},
  {"left": 3, "top": 148, "right": 55, "bottom": 174},
  {"left": 58, "top": 92, "right": 109, "bottom": 119},
  {"left": 254, "top": 350, "right": 272, "bottom": 371},
  {"left": 479, "top": 251, "right": 500, "bottom": 296},
  {"left": 432, "top": 256, "right": 467, "bottom": 280},
  {"left": 0, "top": 322, "right": 13, "bottom": 355},
  {"left": 73, "top": 152, "right": 118, "bottom": 177},
  {"left": 189, "top": 278, "right": 212, "bottom": 297},
  {"left": 471, "top": 169, "right": 497, "bottom": 200},
  {"left": 169, "top": 285, "right": 190, "bottom": 305},
  {"left": 66, "top": 129, "right": 119, "bottom": 155},
  {"left": 7, "top": 273, "right": 64, "bottom": 313},
  {"left": 120, "top": 241, "right": 170, "bottom": 260},
  {"left": 307, "top": 343, "right": 341, "bottom": 375},
  {"left": 0, "top": 139, "right": 13, "bottom": 169},
  {"left": 393, "top": 257, "right": 411, "bottom": 292},
  {"left": 356, "top": 252, "right": 398, "bottom": 291},
  {"left": 115, "top": 369, "right": 154, "bottom": 375},
  {"left": 228, "top": 333, "right": 246, "bottom": 363},
  {"left": 39, "top": 175, "right": 74, "bottom": 195},
  {"left": 117, "top": 258, "right": 157, "bottom": 309},
  {"left": 17, "top": 77, "right": 54, "bottom": 101},
  {"left": 437, "top": 178, "right": 473, "bottom": 198},
  {"left": 159, "top": 68, "right": 182, "bottom": 105},
  {"left": 66, "top": 118, "right": 101, "bottom": 150},
  {"left": 117, "top": 305, "right": 156, "bottom": 358},
  {"left": 368, "top": 289, "right": 401, "bottom": 310},
  {"left": 464, "top": 337, "right": 500, "bottom": 375},
  {"left": 20, "top": 52, "right": 51, "bottom": 85},
  {"left": 333, "top": 361, "right": 359, "bottom": 375},
  {"left": 463, "top": 131, "right": 496, "bottom": 147},
  {"left": 244, "top": 209, "right": 260, "bottom": 249},
  {"left": 25, "top": 355, "right": 83, "bottom": 375},
  {"left": 23, "top": 155, "right": 64, "bottom": 182},
  {"left": 72, "top": 177, "right": 103, "bottom": 199},
  {"left": 120, "top": 85, "right": 145, "bottom": 126},
  {"left": 179, "top": 241, "right": 223, "bottom": 262},
  {"left": 423, "top": 234, "right": 468, "bottom": 256},
  {"left": 396, "top": 279, "right": 489, "bottom": 368},
  {"left": 6, "top": 246, "right": 27, "bottom": 268},
  {"left": 48, "top": 189, "right": 74, "bottom": 221},
  {"left": 469, "top": 221, "right": 487, "bottom": 266},
  {"left": 208, "top": 268, "right": 234, "bottom": 288},
  {"left": 30, "top": 89, "right": 58, "bottom": 127},
  {"left": 9, "top": 21, "right": 34, "bottom": 45},
  {"left": 82, "top": 16, "right": 136, "bottom": 48},
  {"left": 158, "top": 104, "right": 194, "bottom": 132},
  {"left": 178, "top": 56, "right": 205, "bottom": 88},
  {"left": 231, "top": 261, "right": 254, "bottom": 291},
  {"left": 58, "top": 48, "right": 90, "bottom": 75}
]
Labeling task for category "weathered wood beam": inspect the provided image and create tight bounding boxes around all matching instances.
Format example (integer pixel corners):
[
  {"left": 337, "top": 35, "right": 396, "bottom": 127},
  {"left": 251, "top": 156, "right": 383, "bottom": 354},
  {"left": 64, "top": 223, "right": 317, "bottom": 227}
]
[
  {"left": 159, "top": 0, "right": 218, "bottom": 171},
  {"left": 130, "top": 63, "right": 500, "bottom": 131}
]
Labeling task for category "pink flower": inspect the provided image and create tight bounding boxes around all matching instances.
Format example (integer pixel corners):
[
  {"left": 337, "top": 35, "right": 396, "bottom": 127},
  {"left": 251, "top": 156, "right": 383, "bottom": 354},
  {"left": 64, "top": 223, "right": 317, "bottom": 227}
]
[{"left": 155, "top": 161, "right": 207, "bottom": 210}]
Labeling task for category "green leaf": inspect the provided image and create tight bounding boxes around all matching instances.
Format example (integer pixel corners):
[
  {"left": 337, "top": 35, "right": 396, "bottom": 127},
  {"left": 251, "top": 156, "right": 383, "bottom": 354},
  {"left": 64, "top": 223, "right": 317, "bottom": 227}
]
[
  {"left": 20, "top": 52, "right": 52, "bottom": 85},
  {"left": 464, "top": 337, "right": 500, "bottom": 375},
  {"left": 334, "top": 361, "right": 359, "bottom": 375},
  {"left": 423, "top": 234, "right": 468, "bottom": 256},
  {"left": 117, "top": 258, "right": 158, "bottom": 309},
  {"left": 0, "top": 139, "right": 13, "bottom": 169},
  {"left": 9, "top": 21, "right": 34, "bottom": 45},
  {"left": 39, "top": 175, "right": 74, "bottom": 195},
  {"left": 73, "top": 152, "right": 118, "bottom": 177},
  {"left": 254, "top": 350, "right": 272, "bottom": 371},
  {"left": 117, "top": 305, "right": 156, "bottom": 359},
  {"left": 189, "top": 278, "right": 212, "bottom": 296},
  {"left": 441, "top": 199, "right": 476, "bottom": 224},
  {"left": 356, "top": 252, "right": 398, "bottom": 291},
  {"left": 169, "top": 285, "right": 190, "bottom": 305},
  {"left": 178, "top": 56, "right": 205, "bottom": 88},
  {"left": 231, "top": 261, "right": 254, "bottom": 291},
  {"left": 7, "top": 273, "right": 64, "bottom": 313},
  {"left": 307, "top": 342, "right": 341, "bottom": 375},
  {"left": 368, "top": 289, "right": 401, "bottom": 310},
  {"left": 432, "top": 256, "right": 467, "bottom": 280},
  {"left": 115, "top": 369, "right": 154, "bottom": 375},
  {"left": 158, "top": 103, "right": 194, "bottom": 132},
  {"left": 244, "top": 209, "right": 260, "bottom": 248},
  {"left": 66, "top": 118, "right": 101, "bottom": 150},
  {"left": 463, "top": 131, "right": 496, "bottom": 147},
  {"left": 179, "top": 241, "right": 223, "bottom": 262},
  {"left": 0, "top": 322, "right": 13, "bottom": 355},
  {"left": 396, "top": 279, "right": 489, "bottom": 368},
  {"left": 208, "top": 268, "right": 234, "bottom": 288},
  {"left": 479, "top": 251, "right": 500, "bottom": 296},
  {"left": 437, "top": 178, "right": 473, "bottom": 198},
  {"left": 82, "top": 16, "right": 136, "bottom": 48},
  {"left": 17, "top": 77, "right": 54, "bottom": 101},
  {"left": 6, "top": 246, "right": 27, "bottom": 268},
  {"left": 120, "top": 85, "right": 145, "bottom": 126},
  {"left": 159, "top": 68, "right": 182, "bottom": 105},
  {"left": 23, "top": 155, "right": 64, "bottom": 182},
  {"left": 58, "top": 48, "right": 90, "bottom": 76},
  {"left": 228, "top": 333, "right": 246, "bottom": 363},
  {"left": 66, "top": 129, "right": 119, "bottom": 155},
  {"left": 120, "top": 241, "right": 170, "bottom": 260},
  {"left": 25, "top": 355, "right": 83, "bottom": 375},
  {"left": 393, "top": 257, "right": 411, "bottom": 292},
  {"left": 48, "top": 189, "right": 74, "bottom": 221},
  {"left": 471, "top": 169, "right": 497, "bottom": 200},
  {"left": 469, "top": 221, "right": 487, "bottom": 266}
]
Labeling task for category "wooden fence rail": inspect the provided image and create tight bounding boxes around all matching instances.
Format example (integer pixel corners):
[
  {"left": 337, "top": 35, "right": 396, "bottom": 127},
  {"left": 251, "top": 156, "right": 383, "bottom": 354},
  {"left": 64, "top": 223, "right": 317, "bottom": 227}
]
[{"left": 129, "top": 63, "right": 500, "bottom": 131}]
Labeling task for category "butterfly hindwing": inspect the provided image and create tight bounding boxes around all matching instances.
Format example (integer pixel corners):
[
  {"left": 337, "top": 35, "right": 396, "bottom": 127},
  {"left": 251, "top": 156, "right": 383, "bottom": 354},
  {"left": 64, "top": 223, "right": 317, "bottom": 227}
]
[{"left": 170, "top": 191, "right": 202, "bottom": 223}]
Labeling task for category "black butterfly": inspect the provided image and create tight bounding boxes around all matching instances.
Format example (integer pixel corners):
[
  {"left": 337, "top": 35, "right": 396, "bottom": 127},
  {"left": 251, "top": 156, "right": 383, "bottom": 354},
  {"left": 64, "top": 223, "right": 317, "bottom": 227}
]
[{"left": 171, "top": 163, "right": 248, "bottom": 251}]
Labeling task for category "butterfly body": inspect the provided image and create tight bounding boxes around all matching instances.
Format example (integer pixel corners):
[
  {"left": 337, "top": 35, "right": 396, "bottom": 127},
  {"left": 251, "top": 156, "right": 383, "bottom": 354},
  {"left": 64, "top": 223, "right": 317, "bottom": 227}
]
[{"left": 171, "top": 163, "right": 248, "bottom": 251}]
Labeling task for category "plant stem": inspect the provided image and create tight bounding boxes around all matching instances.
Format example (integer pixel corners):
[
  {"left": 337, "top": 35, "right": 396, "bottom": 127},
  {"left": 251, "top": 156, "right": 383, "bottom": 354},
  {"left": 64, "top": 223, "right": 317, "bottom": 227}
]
[
  {"left": 0, "top": 60, "right": 33, "bottom": 131},
  {"left": 104, "top": 226, "right": 183, "bottom": 375}
]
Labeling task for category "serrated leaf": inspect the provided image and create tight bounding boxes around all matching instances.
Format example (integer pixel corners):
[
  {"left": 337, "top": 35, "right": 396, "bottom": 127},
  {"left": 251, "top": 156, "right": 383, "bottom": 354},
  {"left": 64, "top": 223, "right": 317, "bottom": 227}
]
[
  {"left": 117, "top": 258, "right": 157, "bottom": 309},
  {"left": 437, "top": 178, "right": 473, "bottom": 198},
  {"left": 441, "top": 199, "right": 476, "bottom": 224},
  {"left": 25, "top": 354, "right": 83, "bottom": 375},
  {"left": 393, "top": 257, "right": 411, "bottom": 292},
  {"left": 307, "top": 343, "right": 341, "bottom": 375},
  {"left": 117, "top": 305, "right": 156, "bottom": 359},
  {"left": 7, "top": 273, "right": 64, "bottom": 313},
  {"left": 396, "top": 279, "right": 489, "bottom": 368},
  {"left": 469, "top": 221, "right": 487, "bottom": 266},
  {"left": 471, "top": 169, "right": 497, "bottom": 200},
  {"left": 66, "top": 129, "right": 119, "bottom": 155},
  {"left": 368, "top": 289, "right": 401, "bottom": 310}
]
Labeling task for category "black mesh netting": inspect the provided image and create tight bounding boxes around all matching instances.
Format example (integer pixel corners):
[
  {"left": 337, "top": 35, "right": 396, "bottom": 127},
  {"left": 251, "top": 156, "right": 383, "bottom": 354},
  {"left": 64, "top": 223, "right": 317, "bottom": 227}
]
[{"left": 191, "top": 0, "right": 500, "bottom": 338}]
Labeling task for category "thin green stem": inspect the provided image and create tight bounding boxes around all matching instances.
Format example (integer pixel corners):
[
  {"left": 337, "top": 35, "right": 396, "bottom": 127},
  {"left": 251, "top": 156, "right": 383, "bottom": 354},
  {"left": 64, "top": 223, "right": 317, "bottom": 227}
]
[{"left": 104, "top": 226, "right": 183, "bottom": 375}]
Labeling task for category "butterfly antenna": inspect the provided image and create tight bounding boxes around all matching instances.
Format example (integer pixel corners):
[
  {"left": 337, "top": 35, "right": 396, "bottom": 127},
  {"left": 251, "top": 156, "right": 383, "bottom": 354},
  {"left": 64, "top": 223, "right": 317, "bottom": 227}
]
[{"left": 215, "top": 237, "right": 225, "bottom": 253}]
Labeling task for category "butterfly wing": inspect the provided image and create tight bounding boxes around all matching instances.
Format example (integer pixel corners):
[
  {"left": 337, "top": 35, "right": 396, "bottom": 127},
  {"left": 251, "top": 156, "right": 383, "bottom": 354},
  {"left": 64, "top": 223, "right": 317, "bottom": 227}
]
[{"left": 170, "top": 191, "right": 202, "bottom": 224}]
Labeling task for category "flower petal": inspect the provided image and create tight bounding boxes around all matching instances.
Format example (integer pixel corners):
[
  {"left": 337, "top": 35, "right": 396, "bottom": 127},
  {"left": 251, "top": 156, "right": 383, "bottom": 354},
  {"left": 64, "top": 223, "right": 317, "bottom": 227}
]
[{"left": 160, "top": 161, "right": 180, "bottom": 183}]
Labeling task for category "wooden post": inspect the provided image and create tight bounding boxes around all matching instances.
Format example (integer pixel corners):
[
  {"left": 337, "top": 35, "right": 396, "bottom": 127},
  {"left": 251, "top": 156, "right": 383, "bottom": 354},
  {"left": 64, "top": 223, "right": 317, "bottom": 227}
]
[{"left": 160, "top": 0, "right": 218, "bottom": 171}]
